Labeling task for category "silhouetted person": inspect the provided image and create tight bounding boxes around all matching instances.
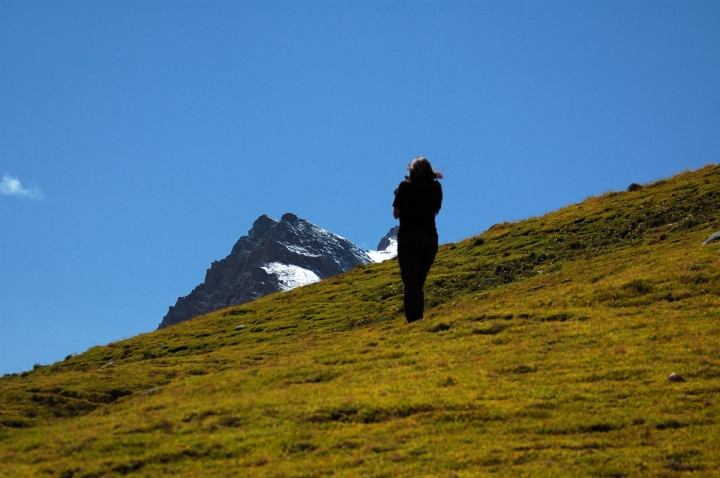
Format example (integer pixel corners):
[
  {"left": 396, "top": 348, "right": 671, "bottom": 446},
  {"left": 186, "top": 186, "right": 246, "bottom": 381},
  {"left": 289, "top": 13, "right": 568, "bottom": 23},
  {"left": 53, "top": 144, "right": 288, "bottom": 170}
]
[{"left": 393, "top": 157, "right": 443, "bottom": 322}]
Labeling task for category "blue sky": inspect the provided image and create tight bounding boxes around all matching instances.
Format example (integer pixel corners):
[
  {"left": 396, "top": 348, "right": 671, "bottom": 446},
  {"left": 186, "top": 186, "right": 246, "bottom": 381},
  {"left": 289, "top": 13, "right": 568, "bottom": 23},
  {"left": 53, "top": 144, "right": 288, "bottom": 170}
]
[{"left": 1, "top": 1, "right": 719, "bottom": 375}]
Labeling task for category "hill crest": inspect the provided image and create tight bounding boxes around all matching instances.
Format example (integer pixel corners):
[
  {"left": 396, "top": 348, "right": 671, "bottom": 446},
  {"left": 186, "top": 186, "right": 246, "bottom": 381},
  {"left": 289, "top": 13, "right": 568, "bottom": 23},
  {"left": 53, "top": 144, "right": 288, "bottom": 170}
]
[{"left": 2, "top": 164, "right": 720, "bottom": 477}]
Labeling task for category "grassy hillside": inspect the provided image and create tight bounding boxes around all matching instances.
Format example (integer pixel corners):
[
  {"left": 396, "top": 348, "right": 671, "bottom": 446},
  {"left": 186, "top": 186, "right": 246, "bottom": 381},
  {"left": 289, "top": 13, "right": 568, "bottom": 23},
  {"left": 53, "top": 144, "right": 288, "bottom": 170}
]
[{"left": 2, "top": 164, "right": 720, "bottom": 477}]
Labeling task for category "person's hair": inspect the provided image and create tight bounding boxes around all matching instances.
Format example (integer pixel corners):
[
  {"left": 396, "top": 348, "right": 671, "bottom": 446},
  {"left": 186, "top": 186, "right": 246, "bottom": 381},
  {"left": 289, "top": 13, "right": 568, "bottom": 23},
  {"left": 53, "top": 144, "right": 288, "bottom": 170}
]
[{"left": 407, "top": 157, "right": 443, "bottom": 183}]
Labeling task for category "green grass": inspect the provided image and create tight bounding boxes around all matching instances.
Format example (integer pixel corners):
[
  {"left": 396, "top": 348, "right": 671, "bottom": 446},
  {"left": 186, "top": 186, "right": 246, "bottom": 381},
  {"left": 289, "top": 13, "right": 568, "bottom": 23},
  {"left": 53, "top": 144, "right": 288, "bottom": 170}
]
[{"left": 2, "top": 164, "right": 720, "bottom": 477}]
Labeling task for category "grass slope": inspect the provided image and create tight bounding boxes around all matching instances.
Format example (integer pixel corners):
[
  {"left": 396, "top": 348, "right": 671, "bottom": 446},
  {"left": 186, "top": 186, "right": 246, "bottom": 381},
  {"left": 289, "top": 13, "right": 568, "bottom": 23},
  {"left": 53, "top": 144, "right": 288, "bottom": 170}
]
[{"left": 2, "top": 165, "right": 720, "bottom": 477}]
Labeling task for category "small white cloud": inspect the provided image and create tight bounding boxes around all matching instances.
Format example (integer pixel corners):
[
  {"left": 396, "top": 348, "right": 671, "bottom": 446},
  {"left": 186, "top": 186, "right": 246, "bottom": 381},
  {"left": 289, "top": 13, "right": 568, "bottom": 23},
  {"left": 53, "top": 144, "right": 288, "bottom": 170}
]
[{"left": 0, "top": 175, "right": 44, "bottom": 199}]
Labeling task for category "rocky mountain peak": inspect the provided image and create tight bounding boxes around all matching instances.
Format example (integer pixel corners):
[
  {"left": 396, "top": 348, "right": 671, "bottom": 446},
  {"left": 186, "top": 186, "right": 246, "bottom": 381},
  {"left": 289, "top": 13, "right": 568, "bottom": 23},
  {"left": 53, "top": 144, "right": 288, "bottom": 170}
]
[
  {"left": 158, "top": 213, "right": 382, "bottom": 329},
  {"left": 377, "top": 226, "right": 399, "bottom": 251},
  {"left": 252, "top": 214, "right": 278, "bottom": 232},
  {"left": 280, "top": 212, "right": 299, "bottom": 222}
]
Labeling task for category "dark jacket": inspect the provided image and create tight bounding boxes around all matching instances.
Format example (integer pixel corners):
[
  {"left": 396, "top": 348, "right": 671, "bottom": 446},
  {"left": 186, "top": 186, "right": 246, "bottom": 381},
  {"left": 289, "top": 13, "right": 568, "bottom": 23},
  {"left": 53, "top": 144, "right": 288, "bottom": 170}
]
[{"left": 393, "top": 179, "right": 443, "bottom": 238}]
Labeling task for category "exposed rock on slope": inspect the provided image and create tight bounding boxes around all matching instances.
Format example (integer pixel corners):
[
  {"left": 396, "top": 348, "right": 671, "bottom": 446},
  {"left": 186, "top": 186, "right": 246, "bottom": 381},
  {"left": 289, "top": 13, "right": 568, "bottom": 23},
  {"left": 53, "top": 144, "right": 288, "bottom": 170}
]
[
  {"left": 702, "top": 231, "right": 720, "bottom": 246},
  {"left": 158, "top": 213, "right": 373, "bottom": 329}
]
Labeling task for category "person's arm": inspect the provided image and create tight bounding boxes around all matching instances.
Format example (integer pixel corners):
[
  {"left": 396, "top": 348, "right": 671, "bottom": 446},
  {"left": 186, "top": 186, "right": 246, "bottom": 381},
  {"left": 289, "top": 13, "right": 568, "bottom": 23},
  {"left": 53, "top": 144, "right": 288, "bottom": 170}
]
[{"left": 393, "top": 208, "right": 401, "bottom": 219}]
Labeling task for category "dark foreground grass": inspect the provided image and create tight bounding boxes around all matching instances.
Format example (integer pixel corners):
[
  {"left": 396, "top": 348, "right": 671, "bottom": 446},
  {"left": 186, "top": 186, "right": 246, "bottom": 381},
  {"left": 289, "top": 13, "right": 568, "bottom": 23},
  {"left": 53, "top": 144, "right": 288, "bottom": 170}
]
[{"left": 1, "top": 165, "right": 720, "bottom": 477}]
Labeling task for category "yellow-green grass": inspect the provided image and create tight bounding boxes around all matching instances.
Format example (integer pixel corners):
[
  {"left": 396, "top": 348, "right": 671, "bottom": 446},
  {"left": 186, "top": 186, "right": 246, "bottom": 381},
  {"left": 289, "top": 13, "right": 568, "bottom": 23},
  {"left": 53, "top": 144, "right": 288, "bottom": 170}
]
[{"left": 2, "top": 165, "right": 720, "bottom": 477}]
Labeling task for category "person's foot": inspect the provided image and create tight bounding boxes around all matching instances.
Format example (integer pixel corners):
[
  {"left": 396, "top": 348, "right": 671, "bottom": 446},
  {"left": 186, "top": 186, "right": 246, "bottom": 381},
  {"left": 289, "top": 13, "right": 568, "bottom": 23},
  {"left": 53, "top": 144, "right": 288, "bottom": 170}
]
[{"left": 406, "top": 316, "right": 423, "bottom": 323}]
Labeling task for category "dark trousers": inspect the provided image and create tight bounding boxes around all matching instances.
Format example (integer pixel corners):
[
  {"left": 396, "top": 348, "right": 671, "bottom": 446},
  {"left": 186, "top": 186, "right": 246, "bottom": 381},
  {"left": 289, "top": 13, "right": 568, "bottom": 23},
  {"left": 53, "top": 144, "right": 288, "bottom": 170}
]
[{"left": 398, "top": 232, "right": 438, "bottom": 322}]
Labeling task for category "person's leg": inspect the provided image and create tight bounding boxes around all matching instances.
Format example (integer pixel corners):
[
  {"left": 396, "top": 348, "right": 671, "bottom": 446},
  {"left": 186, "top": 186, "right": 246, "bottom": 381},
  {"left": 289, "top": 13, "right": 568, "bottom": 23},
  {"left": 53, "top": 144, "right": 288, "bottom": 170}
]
[
  {"left": 417, "top": 234, "right": 439, "bottom": 288},
  {"left": 415, "top": 234, "right": 438, "bottom": 318},
  {"left": 398, "top": 236, "right": 423, "bottom": 322}
]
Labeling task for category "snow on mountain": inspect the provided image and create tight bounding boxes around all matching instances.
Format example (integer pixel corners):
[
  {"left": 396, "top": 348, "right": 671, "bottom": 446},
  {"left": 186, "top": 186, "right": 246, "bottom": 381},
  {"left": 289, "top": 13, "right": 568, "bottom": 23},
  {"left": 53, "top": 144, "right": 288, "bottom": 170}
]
[
  {"left": 366, "top": 226, "right": 398, "bottom": 263},
  {"left": 367, "top": 236, "right": 397, "bottom": 263},
  {"left": 260, "top": 262, "right": 321, "bottom": 291},
  {"left": 282, "top": 244, "right": 321, "bottom": 258}
]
